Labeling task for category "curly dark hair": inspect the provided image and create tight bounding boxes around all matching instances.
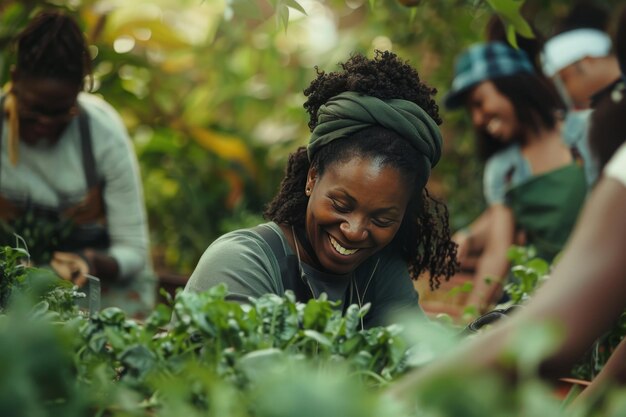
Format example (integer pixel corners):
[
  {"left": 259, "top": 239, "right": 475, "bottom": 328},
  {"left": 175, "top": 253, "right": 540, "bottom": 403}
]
[
  {"left": 14, "top": 10, "right": 92, "bottom": 89},
  {"left": 264, "top": 51, "right": 458, "bottom": 289}
]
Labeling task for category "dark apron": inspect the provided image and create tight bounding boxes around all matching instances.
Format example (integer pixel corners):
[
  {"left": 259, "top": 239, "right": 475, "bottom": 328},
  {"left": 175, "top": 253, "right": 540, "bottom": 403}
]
[
  {"left": 0, "top": 95, "right": 109, "bottom": 262},
  {"left": 253, "top": 224, "right": 359, "bottom": 313},
  {"left": 505, "top": 163, "right": 587, "bottom": 262}
]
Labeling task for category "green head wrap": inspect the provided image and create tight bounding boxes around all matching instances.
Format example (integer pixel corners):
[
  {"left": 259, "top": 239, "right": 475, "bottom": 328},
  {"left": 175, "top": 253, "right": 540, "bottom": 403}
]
[{"left": 307, "top": 91, "right": 442, "bottom": 189}]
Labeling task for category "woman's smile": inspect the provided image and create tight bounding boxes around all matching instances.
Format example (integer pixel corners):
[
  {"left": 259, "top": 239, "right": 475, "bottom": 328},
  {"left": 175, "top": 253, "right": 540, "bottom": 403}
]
[
  {"left": 328, "top": 234, "right": 360, "bottom": 256},
  {"left": 468, "top": 81, "right": 518, "bottom": 142}
]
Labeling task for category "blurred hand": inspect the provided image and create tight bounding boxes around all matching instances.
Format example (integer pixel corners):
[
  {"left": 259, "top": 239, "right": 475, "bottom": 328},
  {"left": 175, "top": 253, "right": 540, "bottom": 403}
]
[{"left": 50, "top": 251, "right": 90, "bottom": 287}]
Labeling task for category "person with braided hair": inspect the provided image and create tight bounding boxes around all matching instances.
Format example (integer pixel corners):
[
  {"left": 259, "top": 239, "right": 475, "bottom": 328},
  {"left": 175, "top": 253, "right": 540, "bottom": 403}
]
[
  {"left": 185, "top": 51, "right": 458, "bottom": 328},
  {"left": 0, "top": 11, "right": 154, "bottom": 317}
]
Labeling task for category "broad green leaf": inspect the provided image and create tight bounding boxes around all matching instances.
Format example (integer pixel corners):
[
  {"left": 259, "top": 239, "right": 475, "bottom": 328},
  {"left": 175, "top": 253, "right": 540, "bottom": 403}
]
[
  {"left": 487, "top": 0, "right": 535, "bottom": 44},
  {"left": 506, "top": 23, "right": 519, "bottom": 48},
  {"left": 276, "top": 4, "right": 290, "bottom": 30},
  {"left": 283, "top": 0, "right": 307, "bottom": 15},
  {"left": 120, "top": 344, "right": 157, "bottom": 380},
  {"left": 303, "top": 329, "right": 332, "bottom": 347}
]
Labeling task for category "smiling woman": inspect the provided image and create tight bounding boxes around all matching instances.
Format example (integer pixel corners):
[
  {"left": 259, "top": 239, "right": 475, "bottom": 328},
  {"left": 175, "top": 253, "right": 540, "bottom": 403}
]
[
  {"left": 184, "top": 51, "right": 458, "bottom": 328},
  {"left": 445, "top": 42, "right": 590, "bottom": 315}
]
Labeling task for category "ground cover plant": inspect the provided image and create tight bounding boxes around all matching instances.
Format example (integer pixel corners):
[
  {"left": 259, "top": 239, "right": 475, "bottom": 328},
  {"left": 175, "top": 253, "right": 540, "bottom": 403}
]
[
  {"left": 503, "top": 246, "right": 626, "bottom": 382},
  {"left": 3, "top": 244, "right": 626, "bottom": 416}
]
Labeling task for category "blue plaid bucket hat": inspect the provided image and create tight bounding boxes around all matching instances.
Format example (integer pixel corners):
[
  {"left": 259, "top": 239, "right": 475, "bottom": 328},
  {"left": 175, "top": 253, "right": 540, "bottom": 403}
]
[{"left": 444, "top": 41, "right": 535, "bottom": 109}]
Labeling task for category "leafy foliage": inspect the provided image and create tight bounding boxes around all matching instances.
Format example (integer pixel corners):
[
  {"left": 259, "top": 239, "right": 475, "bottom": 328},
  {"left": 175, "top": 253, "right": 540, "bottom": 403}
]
[
  {"left": 504, "top": 245, "right": 550, "bottom": 305},
  {"left": 0, "top": 207, "right": 75, "bottom": 265},
  {"left": 0, "top": 246, "right": 412, "bottom": 415},
  {"left": 0, "top": 244, "right": 28, "bottom": 309},
  {"left": 504, "top": 245, "right": 626, "bottom": 382},
  {"left": 2, "top": 244, "right": 626, "bottom": 415}
]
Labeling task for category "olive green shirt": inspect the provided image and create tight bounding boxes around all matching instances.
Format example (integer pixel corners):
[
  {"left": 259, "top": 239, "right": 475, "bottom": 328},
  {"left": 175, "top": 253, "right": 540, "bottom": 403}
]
[{"left": 185, "top": 222, "right": 422, "bottom": 328}]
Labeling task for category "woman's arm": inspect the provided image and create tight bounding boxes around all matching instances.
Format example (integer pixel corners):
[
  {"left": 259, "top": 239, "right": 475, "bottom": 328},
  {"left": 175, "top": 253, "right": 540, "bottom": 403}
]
[
  {"left": 464, "top": 204, "right": 515, "bottom": 314},
  {"left": 86, "top": 94, "right": 150, "bottom": 282},
  {"left": 453, "top": 209, "right": 492, "bottom": 269},
  {"left": 388, "top": 177, "right": 626, "bottom": 404}
]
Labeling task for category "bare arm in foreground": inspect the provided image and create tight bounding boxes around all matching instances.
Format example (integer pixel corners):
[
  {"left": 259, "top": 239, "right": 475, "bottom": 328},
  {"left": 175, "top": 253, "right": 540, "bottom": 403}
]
[{"left": 389, "top": 176, "right": 626, "bottom": 402}]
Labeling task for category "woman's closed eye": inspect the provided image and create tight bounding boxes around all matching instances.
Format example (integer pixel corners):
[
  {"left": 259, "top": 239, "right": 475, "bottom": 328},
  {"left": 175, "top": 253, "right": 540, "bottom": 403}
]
[
  {"left": 331, "top": 199, "right": 351, "bottom": 213},
  {"left": 372, "top": 217, "right": 396, "bottom": 228}
]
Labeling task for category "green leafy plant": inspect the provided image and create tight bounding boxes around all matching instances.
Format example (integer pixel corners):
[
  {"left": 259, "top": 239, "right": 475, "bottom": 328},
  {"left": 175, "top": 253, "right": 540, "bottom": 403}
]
[
  {"left": 0, "top": 243, "right": 81, "bottom": 310},
  {"left": 504, "top": 245, "right": 550, "bottom": 305},
  {"left": 3, "top": 253, "right": 626, "bottom": 416},
  {"left": 503, "top": 245, "right": 626, "bottom": 382},
  {"left": 0, "top": 207, "right": 74, "bottom": 265},
  {"left": 0, "top": 245, "right": 28, "bottom": 309}
]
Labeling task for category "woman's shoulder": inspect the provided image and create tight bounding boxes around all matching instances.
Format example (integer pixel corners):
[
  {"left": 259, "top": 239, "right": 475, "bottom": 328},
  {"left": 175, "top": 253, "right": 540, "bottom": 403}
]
[
  {"left": 210, "top": 222, "right": 286, "bottom": 256},
  {"left": 483, "top": 145, "right": 525, "bottom": 205},
  {"left": 484, "top": 145, "right": 525, "bottom": 181},
  {"left": 77, "top": 93, "right": 129, "bottom": 143},
  {"left": 186, "top": 222, "right": 285, "bottom": 296},
  {"left": 487, "top": 145, "right": 523, "bottom": 167}
]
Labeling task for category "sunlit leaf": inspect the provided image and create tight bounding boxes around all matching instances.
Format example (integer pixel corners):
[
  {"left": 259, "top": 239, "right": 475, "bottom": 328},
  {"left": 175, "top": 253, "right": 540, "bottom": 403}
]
[
  {"left": 189, "top": 126, "right": 257, "bottom": 175},
  {"left": 283, "top": 0, "right": 307, "bottom": 15},
  {"left": 487, "top": 0, "right": 535, "bottom": 45},
  {"left": 276, "top": 3, "right": 290, "bottom": 30},
  {"left": 506, "top": 24, "right": 519, "bottom": 48}
]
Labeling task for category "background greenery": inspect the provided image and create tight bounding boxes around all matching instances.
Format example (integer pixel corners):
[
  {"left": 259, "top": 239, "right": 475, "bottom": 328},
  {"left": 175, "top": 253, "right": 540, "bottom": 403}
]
[{"left": 0, "top": 0, "right": 622, "bottom": 276}]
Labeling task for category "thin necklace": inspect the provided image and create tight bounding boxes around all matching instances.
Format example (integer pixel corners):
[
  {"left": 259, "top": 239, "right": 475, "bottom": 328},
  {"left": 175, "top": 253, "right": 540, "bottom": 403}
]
[
  {"left": 291, "top": 225, "right": 317, "bottom": 299},
  {"left": 352, "top": 258, "right": 379, "bottom": 331},
  {"left": 290, "top": 226, "right": 380, "bottom": 331}
]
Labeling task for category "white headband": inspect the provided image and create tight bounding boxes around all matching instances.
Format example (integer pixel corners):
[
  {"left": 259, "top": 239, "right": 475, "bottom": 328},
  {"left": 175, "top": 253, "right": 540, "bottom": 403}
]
[{"left": 541, "top": 28, "right": 612, "bottom": 77}]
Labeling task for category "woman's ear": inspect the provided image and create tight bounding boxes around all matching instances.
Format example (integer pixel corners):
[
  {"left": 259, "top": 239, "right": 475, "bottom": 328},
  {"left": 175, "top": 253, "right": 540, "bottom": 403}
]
[{"left": 305, "top": 166, "right": 318, "bottom": 196}]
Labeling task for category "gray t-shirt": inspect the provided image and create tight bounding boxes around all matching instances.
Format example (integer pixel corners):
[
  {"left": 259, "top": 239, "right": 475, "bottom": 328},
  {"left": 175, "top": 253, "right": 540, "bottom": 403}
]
[{"left": 185, "top": 222, "right": 422, "bottom": 328}]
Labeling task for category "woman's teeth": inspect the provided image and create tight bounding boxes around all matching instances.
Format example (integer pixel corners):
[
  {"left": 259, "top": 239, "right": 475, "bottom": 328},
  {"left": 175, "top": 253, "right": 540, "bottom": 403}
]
[
  {"left": 329, "top": 235, "right": 359, "bottom": 256},
  {"left": 486, "top": 117, "right": 503, "bottom": 136}
]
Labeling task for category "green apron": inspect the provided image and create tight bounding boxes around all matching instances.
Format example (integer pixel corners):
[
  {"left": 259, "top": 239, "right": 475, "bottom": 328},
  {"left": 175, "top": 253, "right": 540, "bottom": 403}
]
[{"left": 505, "top": 163, "right": 587, "bottom": 262}]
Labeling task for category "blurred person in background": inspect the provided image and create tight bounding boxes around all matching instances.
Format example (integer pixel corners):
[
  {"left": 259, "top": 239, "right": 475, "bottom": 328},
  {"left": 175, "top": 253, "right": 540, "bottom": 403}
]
[
  {"left": 541, "top": 1, "right": 622, "bottom": 186},
  {"left": 541, "top": 1, "right": 621, "bottom": 112},
  {"left": 0, "top": 10, "right": 154, "bottom": 318},
  {"left": 445, "top": 42, "right": 589, "bottom": 315}
]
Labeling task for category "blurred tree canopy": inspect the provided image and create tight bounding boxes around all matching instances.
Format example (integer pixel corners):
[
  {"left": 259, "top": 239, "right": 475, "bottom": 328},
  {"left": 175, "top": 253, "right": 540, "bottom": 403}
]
[{"left": 0, "top": 0, "right": 622, "bottom": 274}]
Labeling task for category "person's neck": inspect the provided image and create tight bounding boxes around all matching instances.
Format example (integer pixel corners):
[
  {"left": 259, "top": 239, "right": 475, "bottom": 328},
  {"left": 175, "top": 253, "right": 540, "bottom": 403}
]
[
  {"left": 521, "top": 126, "right": 574, "bottom": 175},
  {"left": 522, "top": 126, "right": 560, "bottom": 148}
]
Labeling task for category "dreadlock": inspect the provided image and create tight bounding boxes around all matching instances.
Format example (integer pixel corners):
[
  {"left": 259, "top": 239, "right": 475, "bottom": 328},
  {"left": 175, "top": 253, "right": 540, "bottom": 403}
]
[
  {"left": 264, "top": 51, "right": 458, "bottom": 288},
  {"left": 15, "top": 10, "right": 92, "bottom": 89}
]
